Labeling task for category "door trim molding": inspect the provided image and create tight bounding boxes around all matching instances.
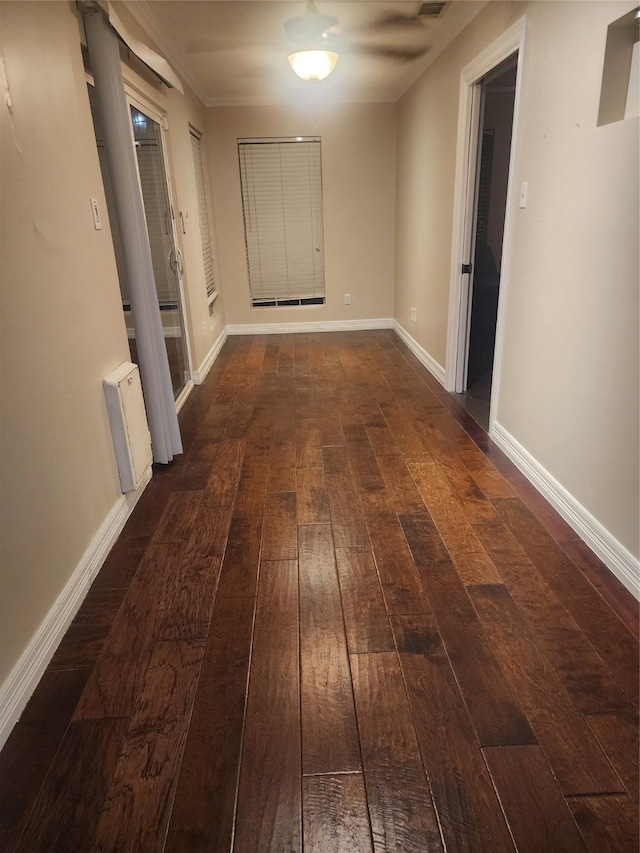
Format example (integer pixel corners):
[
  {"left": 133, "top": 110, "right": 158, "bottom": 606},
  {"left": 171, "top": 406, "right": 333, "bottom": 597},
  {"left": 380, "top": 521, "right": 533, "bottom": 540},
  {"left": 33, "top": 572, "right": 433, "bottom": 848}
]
[{"left": 445, "top": 16, "right": 529, "bottom": 427}]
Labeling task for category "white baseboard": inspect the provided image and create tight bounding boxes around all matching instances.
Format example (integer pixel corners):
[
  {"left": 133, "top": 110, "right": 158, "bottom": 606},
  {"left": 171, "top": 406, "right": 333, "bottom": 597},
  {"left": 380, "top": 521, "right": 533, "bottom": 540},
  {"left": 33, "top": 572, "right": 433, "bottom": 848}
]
[
  {"left": 226, "top": 318, "right": 394, "bottom": 336},
  {"left": 0, "top": 466, "right": 153, "bottom": 751},
  {"left": 492, "top": 422, "right": 640, "bottom": 600},
  {"left": 191, "top": 327, "right": 228, "bottom": 384},
  {"left": 392, "top": 321, "right": 446, "bottom": 386}
]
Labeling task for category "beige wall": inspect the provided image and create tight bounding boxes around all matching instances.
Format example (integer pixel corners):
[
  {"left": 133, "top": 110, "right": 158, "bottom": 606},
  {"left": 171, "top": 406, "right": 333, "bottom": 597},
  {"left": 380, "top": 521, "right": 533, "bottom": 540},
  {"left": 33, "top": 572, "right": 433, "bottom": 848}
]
[
  {"left": 206, "top": 101, "right": 396, "bottom": 325},
  {"left": 0, "top": 0, "right": 226, "bottom": 695},
  {"left": 394, "top": 1, "right": 639, "bottom": 557},
  {"left": 0, "top": 1, "right": 130, "bottom": 685}
]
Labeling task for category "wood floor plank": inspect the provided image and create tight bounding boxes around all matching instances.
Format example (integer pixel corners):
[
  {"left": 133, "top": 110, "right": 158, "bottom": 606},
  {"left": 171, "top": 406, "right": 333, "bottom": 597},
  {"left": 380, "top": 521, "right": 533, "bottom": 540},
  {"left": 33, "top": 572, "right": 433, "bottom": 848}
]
[
  {"left": 493, "top": 497, "right": 640, "bottom": 707},
  {"left": 176, "top": 439, "right": 220, "bottom": 491},
  {"left": 303, "top": 774, "right": 373, "bottom": 853},
  {"left": 392, "top": 614, "right": 516, "bottom": 852},
  {"left": 261, "top": 337, "right": 280, "bottom": 373},
  {"left": 468, "top": 584, "right": 624, "bottom": 795},
  {"left": 378, "top": 400, "right": 430, "bottom": 462},
  {"left": 268, "top": 437, "right": 298, "bottom": 493},
  {"left": 222, "top": 400, "right": 255, "bottom": 440},
  {"left": 482, "top": 745, "right": 586, "bottom": 852},
  {"left": 375, "top": 453, "right": 426, "bottom": 515},
  {"left": 165, "top": 595, "right": 255, "bottom": 853},
  {"left": 92, "top": 639, "right": 205, "bottom": 852},
  {"left": 561, "top": 538, "right": 639, "bottom": 640},
  {"left": 408, "top": 461, "right": 502, "bottom": 584},
  {"left": 299, "top": 524, "right": 361, "bottom": 774},
  {"left": 157, "top": 556, "right": 222, "bottom": 641},
  {"left": 335, "top": 547, "right": 395, "bottom": 653},
  {"left": 90, "top": 534, "right": 149, "bottom": 590},
  {"left": 261, "top": 491, "right": 297, "bottom": 560},
  {"left": 180, "top": 503, "right": 232, "bottom": 563},
  {"left": 318, "top": 410, "right": 346, "bottom": 446},
  {"left": 13, "top": 718, "right": 129, "bottom": 853},
  {"left": 457, "top": 442, "right": 517, "bottom": 499},
  {"left": 350, "top": 652, "right": 444, "bottom": 852},
  {"left": 297, "top": 465, "right": 331, "bottom": 524},
  {"left": 234, "top": 561, "right": 301, "bottom": 851},
  {"left": 216, "top": 513, "right": 263, "bottom": 599},
  {"left": 151, "top": 490, "right": 203, "bottom": 544},
  {"left": 343, "top": 422, "right": 374, "bottom": 452},
  {"left": 365, "top": 419, "right": 401, "bottom": 457},
  {"left": 74, "top": 543, "right": 184, "bottom": 720},
  {"left": 438, "top": 450, "right": 501, "bottom": 525},
  {"left": 323, "top": 446, "right": 370, "bottom": 547},
  {"left": 347, "top": 447, "right": 387, "bottom": 494},
  {"left": 586, "top": 712, "right": 640, "bottom": 801},
  {"left": 244, "top": 405, "right": 272, "bottom": 456},
  {"left": 0, "top": 670, "right": 89, "bottom": 852},
  {"left": 474, "top": 519, "right": 634, "bottom": 714},
  {"left": 297, "top": 419, "right": 324, "bottom": 468},
  {"left": 233, "top": 453, "right": 270, "bottom": 517},
  {"left": 49, "top": 587, "right": 126, "bottom": 670},
  {"left": 568, "top": 794, "right": 639, "bottom": 852},
  {"left": 121, "top": 478, "right": 173, "bottom": 541},
  {"left": 204, "top": 437, "right": 246, "bottom": 506},
  {"left": 401, "top": 515, "right": 536, "bottom": 747},
  {"left": 365, "top": 510, "right": 428, "bottom": 615},
  {"left": 198, "top": 400, "right": 232, "bottom": 441}
]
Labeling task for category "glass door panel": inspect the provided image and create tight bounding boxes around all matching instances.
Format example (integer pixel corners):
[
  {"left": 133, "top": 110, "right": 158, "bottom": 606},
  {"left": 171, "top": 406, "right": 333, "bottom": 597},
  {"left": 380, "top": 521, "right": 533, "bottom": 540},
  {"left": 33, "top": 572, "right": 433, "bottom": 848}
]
[{"left": 130, "top": 105, "right": 189, "bottom": 400}]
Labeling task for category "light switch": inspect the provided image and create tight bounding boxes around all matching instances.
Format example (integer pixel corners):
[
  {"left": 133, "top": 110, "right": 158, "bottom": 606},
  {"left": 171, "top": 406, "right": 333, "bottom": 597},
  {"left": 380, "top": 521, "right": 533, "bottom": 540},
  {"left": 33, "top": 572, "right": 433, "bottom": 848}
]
[
  {"left": 90, "top": 197, "right": 103, "bottom": 230},
  {"left": 519, "top": 182, "right": 528, "bottom": 209}
]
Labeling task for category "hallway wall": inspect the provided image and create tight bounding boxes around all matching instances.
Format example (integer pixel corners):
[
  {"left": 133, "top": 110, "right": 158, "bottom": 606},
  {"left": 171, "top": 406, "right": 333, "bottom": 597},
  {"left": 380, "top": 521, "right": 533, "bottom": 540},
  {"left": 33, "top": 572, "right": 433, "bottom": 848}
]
[
  {"left": 0, "top": 1, "right": 130, "bottom": 689},
  {"left": 0, "top": 0, "right": 228, "bottom": 729},
  {"left": 206, "top": 101, "right": 396, "bottom": 326},
  {"left": 394, "top": 1, "right": 639, "bottom": 570}
]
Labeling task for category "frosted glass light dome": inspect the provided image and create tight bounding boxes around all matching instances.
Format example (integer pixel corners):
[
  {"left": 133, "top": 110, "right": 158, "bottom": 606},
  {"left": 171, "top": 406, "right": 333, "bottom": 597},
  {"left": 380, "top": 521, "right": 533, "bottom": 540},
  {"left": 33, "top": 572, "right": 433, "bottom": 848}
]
[{"left": 288, "top": 50, "right": 339, "bottom": 81}]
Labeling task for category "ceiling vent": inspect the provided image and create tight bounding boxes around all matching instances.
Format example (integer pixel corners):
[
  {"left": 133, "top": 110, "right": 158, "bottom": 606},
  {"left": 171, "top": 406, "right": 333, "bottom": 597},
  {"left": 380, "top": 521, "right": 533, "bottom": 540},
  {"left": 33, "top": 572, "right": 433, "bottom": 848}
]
[{"left": 418, "top": 2, "right": 447, "bottom": 17}]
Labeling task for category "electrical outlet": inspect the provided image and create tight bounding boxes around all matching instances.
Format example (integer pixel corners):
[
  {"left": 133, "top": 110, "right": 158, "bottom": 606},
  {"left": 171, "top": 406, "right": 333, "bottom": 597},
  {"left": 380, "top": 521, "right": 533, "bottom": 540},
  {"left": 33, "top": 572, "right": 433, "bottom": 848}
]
[
  {"left": 344, "top": 293, "right": 351, "bottom": 305},
  {"left": 410, "top": 307, "right": 417, "bottom": 323}
]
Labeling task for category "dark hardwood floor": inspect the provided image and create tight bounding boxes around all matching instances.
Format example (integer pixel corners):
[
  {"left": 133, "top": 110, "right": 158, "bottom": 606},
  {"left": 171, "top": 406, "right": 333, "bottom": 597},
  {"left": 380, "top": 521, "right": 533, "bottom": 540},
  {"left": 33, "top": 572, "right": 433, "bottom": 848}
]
[{"left": 1, "top": 330, "right": 638, "bottom": 851}]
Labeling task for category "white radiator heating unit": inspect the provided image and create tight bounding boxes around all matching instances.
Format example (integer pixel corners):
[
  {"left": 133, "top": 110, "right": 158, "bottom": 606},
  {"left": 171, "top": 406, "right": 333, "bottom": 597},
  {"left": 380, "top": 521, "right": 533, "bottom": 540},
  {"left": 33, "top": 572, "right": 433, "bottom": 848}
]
[{"left": 104, "top": 362, "right": 152, "bottom": 493}]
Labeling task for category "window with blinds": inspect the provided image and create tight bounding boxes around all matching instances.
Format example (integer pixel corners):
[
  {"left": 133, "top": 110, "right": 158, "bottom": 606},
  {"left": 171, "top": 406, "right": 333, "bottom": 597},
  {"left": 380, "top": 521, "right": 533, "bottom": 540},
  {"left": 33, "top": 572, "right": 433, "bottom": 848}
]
[
  {"left": 238, "top": 138, "right": 326, "bottom": 308},
  {"left": 190, "top": 127, "right": 217, "bottom": 316}
]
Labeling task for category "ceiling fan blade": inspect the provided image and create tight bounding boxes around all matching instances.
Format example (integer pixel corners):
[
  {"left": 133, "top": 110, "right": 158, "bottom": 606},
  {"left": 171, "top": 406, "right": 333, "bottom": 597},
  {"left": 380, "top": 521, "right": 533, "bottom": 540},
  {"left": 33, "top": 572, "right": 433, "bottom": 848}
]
[{"left": 352, "top": 42, "right": 430, "bottom": 62}]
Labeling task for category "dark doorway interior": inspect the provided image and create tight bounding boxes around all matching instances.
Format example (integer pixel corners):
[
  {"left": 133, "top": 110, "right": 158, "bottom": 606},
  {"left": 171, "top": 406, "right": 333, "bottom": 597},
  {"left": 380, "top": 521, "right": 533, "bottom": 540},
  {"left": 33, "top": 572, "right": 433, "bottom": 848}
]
[{"left": 458, "top": 57, "right": 517, "bottom": 430}]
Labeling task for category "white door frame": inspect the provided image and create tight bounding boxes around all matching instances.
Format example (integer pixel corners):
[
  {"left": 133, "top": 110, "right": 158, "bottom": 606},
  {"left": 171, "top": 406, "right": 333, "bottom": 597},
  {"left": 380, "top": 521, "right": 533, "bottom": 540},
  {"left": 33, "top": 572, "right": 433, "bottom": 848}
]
[{"left": 444, "top": 16, "right": 528, "bottom": 434}]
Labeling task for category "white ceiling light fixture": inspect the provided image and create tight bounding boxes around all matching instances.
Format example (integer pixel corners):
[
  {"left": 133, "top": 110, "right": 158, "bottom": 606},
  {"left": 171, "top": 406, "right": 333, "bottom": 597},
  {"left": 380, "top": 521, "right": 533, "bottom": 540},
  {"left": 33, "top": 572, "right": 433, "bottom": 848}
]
[
  {"left": 288, "top": 49, "right": 339, "bottom": 81},
  {"left": 285, "top": 1, "right": 340, "bottom": 81}
]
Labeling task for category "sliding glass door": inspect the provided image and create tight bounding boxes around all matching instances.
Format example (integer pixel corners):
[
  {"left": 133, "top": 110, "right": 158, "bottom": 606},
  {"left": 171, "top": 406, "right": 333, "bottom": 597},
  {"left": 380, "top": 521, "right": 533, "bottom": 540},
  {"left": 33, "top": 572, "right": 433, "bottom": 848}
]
[{"left": 88, "top": 85, "right": 191, "bottom": 403}]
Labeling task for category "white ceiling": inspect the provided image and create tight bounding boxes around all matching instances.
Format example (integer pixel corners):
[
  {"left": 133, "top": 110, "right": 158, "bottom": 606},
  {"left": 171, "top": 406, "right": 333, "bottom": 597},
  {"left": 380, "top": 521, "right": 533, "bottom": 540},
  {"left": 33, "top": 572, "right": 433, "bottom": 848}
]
[{"left": 122, "top": 1, "right": 488, "bottom": 106}]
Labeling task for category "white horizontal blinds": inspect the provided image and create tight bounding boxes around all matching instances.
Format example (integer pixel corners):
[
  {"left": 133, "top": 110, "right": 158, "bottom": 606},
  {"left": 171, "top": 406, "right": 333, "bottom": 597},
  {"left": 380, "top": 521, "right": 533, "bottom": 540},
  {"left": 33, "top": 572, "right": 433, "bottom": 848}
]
[
  {"left": 189, "top": 128, "right": 216, "bottom": 302},
  {"left": 238, "top": 139, "right": 325, "bottom": 303},
  {"left": 131, "top": 109, "right": 176, "bottom": 307}
]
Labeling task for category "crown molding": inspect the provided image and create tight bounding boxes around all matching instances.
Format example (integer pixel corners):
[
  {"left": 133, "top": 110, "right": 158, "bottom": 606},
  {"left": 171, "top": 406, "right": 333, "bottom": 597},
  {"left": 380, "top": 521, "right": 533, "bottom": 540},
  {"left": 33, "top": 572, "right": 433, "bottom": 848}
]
[{"left": 121, "top": 0, "right": 208, "bottom": 104}]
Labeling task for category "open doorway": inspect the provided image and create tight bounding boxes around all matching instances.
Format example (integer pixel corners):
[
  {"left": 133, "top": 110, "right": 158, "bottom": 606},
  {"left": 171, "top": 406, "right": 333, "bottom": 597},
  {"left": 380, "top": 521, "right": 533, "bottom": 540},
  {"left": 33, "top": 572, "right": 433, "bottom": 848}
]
[
  {"left": 459, "top": 57, "right": 517, "bottom": 429},
  {"left": 445, "top": 17, "right": 526, "bottom": 434}
]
